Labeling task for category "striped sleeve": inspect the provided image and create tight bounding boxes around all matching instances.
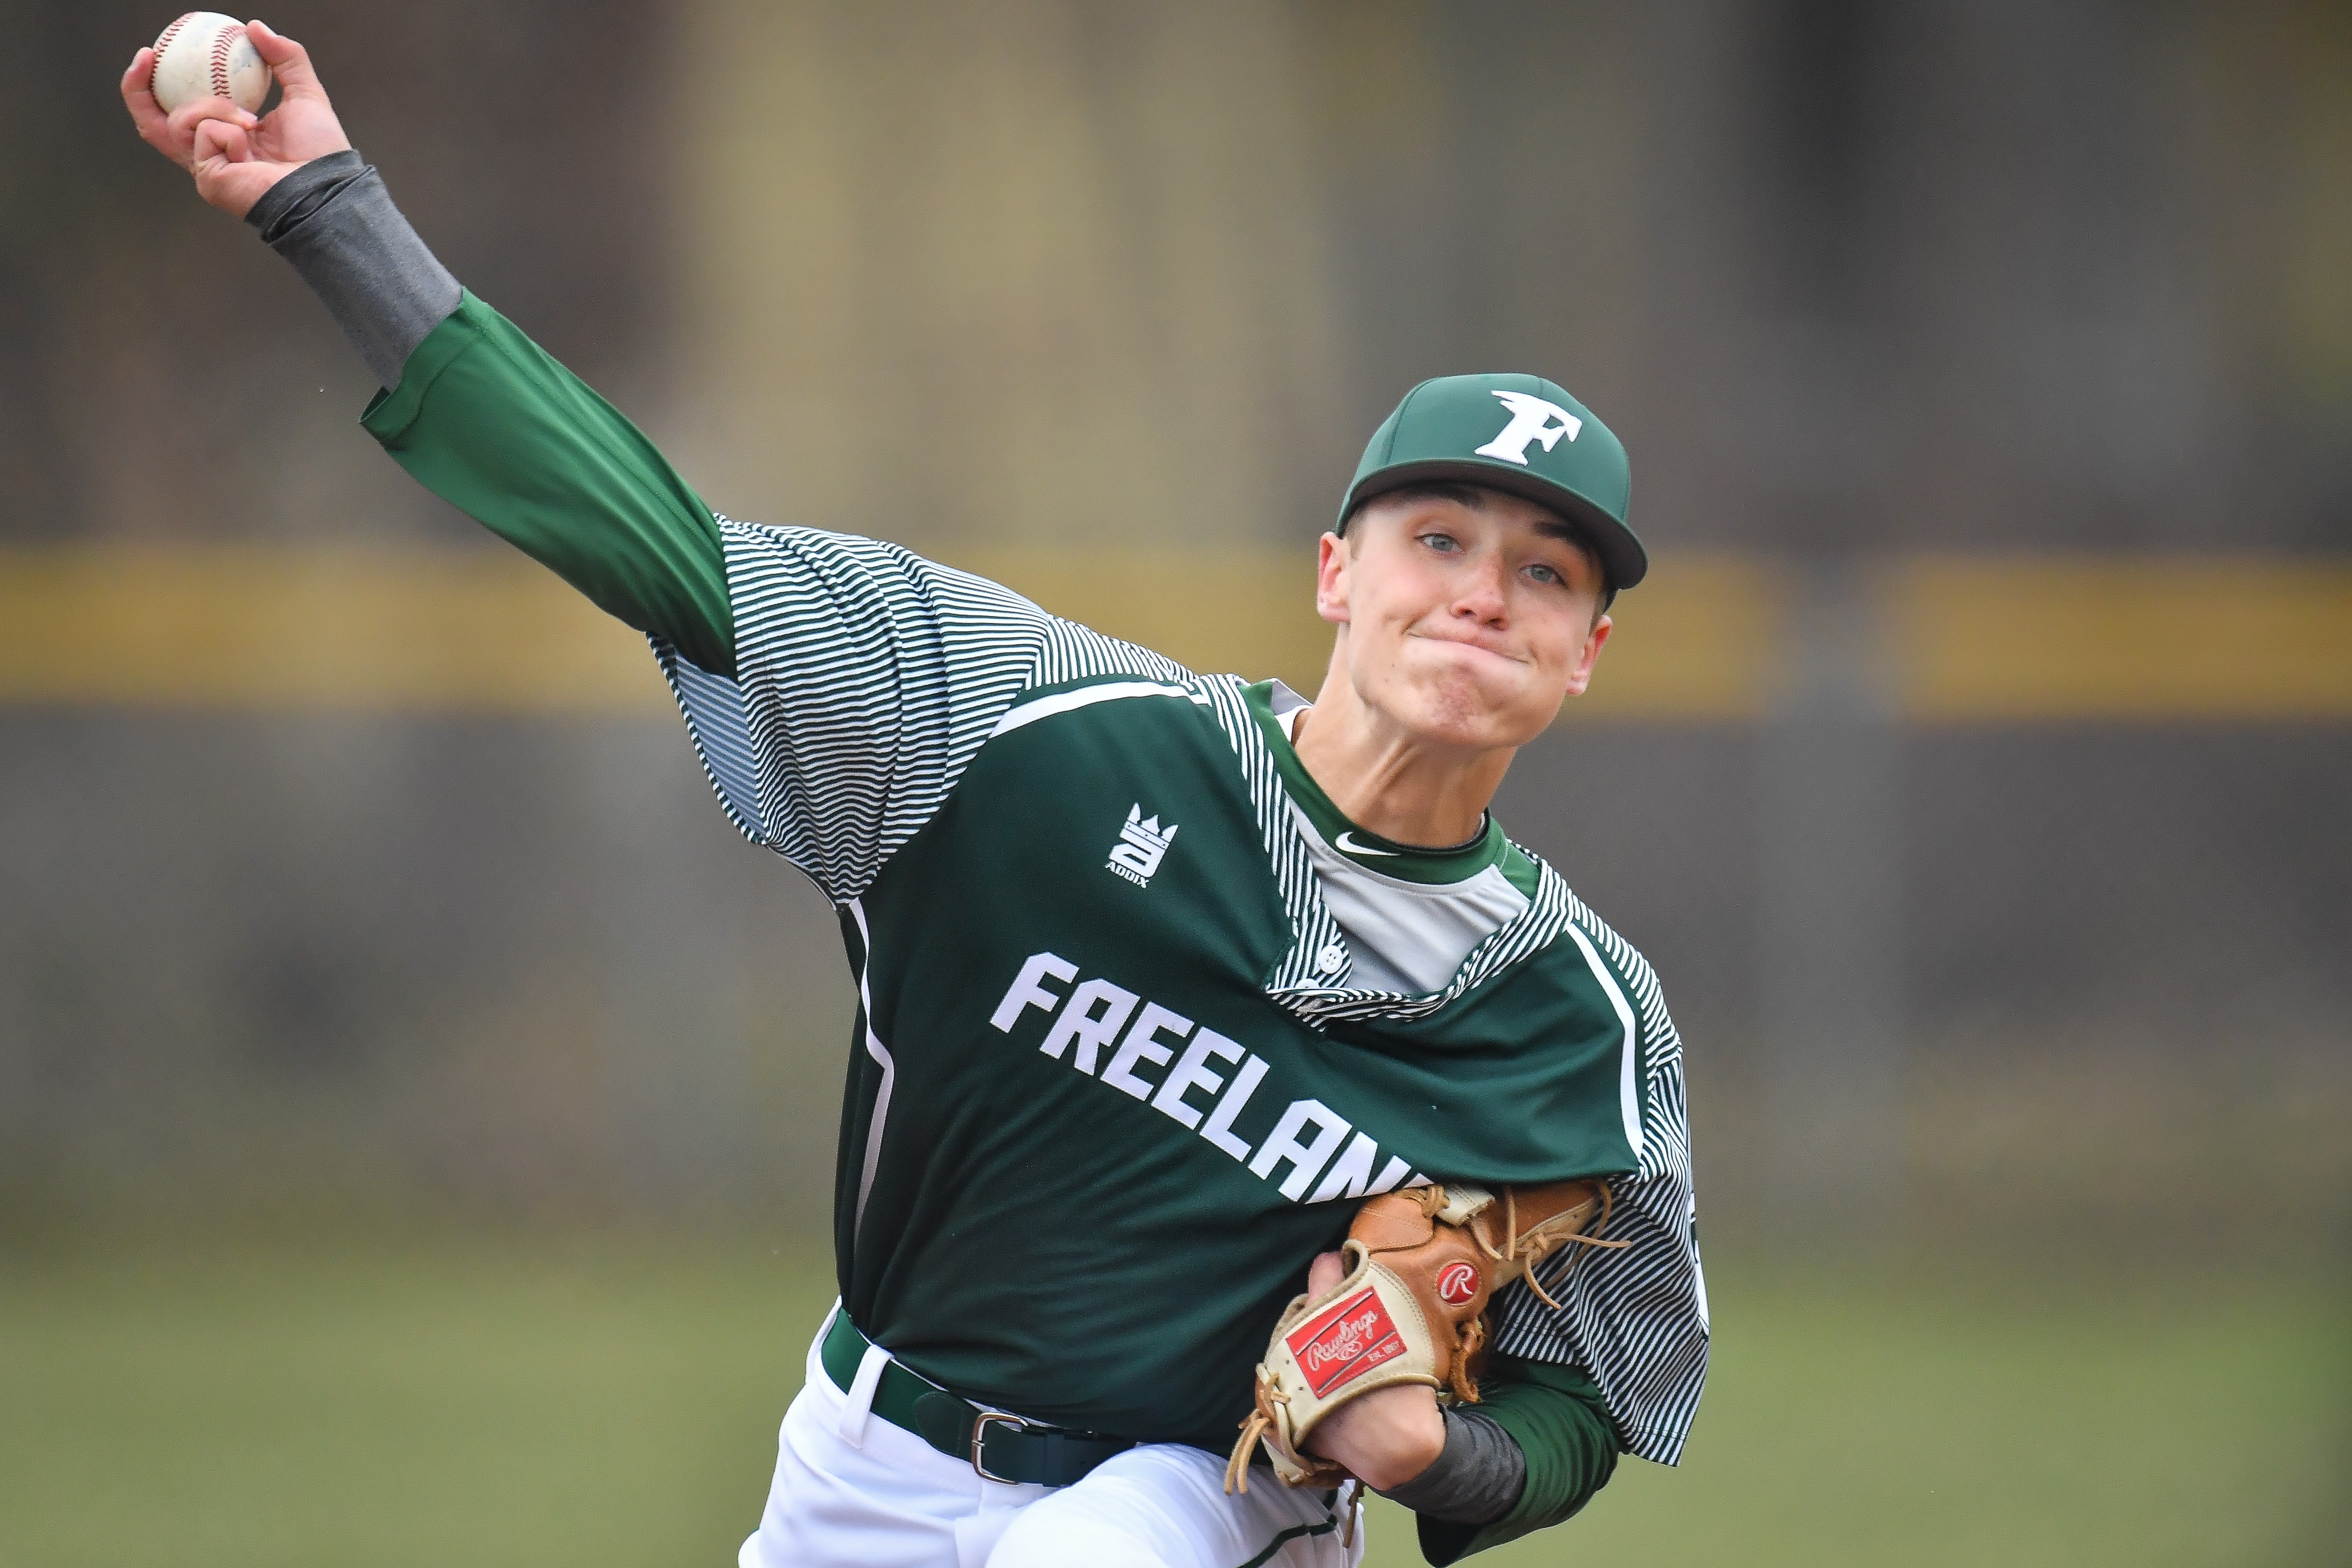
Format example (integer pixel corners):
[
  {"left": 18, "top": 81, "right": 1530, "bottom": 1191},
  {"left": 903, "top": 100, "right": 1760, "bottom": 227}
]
[
  {"left": 1489, "top": 904, "right": 1709, "bottom": 1466},
  {"left": 653, "top": 518, "right": 1185, "bottom": 902}
]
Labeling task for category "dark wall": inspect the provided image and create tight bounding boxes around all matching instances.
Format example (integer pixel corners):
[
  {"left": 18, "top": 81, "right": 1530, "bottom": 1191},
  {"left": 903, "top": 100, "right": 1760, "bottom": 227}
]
[
  {"left": 5, "top": 0, "right": 679, "bottom": 546},
  {"left": 5, "top": 1, "right": 2346, "bottom": 1250}
]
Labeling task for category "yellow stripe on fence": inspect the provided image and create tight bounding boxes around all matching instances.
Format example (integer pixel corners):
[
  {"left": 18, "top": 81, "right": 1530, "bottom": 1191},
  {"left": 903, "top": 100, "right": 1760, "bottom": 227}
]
[
  {"left": 1893, "top": 557, "right": 2352, "bottom": 720},
  {"left": 0, "top": 547, "right": 2344, "bottom": 720},
  {"left": 0, "top": 548, "right": 668, "bottom": 713}
]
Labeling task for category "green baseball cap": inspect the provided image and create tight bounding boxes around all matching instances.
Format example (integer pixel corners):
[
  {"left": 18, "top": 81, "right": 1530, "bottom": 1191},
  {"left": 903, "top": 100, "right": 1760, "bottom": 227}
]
[{"left": 1337, "top": 372, "right": 1645, "bottom": 592}]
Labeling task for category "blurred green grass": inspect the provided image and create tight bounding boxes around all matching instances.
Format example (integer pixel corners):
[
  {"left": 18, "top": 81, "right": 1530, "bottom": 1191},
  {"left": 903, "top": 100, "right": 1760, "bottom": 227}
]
[{"left": 1, "top": 1233, "right": 2342, "bottom": 1568}]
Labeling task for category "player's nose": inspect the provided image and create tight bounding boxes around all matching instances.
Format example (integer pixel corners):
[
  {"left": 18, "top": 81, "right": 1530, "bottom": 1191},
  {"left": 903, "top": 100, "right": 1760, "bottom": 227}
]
[{"left": 1450, "top": 554, "right": 1511, "bottom": 623}]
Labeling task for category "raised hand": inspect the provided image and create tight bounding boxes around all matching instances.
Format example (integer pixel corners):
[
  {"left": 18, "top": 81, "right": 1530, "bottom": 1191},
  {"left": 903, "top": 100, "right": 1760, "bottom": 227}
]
[{"left": 121, "top": 20, "right": 351, "bottom": 217}]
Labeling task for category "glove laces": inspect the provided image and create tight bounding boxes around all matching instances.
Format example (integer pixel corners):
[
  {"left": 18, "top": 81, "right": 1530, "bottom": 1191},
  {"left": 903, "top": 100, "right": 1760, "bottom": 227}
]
[{"left": 1454, "top": 1181, "right": 1632, "bottom": 1311}]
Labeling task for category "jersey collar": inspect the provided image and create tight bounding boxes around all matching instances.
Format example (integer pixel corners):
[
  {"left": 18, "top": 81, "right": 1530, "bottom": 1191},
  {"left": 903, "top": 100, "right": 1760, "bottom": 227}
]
[
  {"left": 1242, "top": 681, "right": 1507, "bottom": 888},
  {"left": 1204, "top": 676, "right": 1570, "bottom": 1020}
]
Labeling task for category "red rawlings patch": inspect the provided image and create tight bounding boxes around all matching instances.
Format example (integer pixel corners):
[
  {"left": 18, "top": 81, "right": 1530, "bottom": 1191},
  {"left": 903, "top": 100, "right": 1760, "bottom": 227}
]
[
  {"left": 1436, "top": 1260, "right": 1480, "bottom": 1306},
  {"left": 1285, "top": 1287, "right": 1405, "bottom": 1398}
]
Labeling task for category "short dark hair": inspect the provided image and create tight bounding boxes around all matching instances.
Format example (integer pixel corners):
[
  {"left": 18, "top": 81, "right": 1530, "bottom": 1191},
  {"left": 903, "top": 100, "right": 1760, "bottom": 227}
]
[{"left": 1340, "top": 481, "right": 1616, "bottom": 614}]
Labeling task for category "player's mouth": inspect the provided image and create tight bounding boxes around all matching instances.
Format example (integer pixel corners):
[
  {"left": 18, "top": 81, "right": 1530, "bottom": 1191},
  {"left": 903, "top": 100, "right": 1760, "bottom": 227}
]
[{"left": 1402, "top": 627, "right": 1532, "bottom": 669}]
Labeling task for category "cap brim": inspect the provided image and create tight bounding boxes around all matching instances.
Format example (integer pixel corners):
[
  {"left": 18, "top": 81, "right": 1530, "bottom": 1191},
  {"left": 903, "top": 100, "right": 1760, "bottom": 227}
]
[{"left": 1342, "top": 459, "right": 1647, "bottom": 591}]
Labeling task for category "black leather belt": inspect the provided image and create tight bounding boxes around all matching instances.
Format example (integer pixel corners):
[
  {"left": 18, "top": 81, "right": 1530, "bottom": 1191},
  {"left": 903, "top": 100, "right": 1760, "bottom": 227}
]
[{"left": 821, "top": 1309, "right": 1138, "bottom": 1487}]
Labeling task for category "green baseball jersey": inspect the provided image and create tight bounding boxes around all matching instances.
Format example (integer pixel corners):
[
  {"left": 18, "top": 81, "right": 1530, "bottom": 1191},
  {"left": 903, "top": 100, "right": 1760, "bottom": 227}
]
[
  {"left": 658, "top": 541, "right": 1704, "bottom": 1460},
  {"left": 362, "top": 294, "right": 1708, "bottom": 1483}
]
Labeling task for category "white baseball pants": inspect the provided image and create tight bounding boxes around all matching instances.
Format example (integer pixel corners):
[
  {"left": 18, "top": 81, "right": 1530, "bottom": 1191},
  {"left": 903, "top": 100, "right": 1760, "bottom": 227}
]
[{"left": 737, "top": 1304, "right": 1366, "bottom": 1568}]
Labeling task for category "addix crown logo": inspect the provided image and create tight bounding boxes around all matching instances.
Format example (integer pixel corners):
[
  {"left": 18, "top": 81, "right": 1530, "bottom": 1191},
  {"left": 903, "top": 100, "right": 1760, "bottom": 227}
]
[{"left": 1106, "top": 804, "right": 1178, "bottom": 888}]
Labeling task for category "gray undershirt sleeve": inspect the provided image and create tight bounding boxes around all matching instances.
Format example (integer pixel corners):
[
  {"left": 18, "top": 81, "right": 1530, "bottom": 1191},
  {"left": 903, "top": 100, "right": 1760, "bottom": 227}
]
[
  {"left": 244, "top": 149, "right": 460, "bottom": 387},
  {"left": 1374, "top": 1406, "right": 1527, "bottom": 1526}
]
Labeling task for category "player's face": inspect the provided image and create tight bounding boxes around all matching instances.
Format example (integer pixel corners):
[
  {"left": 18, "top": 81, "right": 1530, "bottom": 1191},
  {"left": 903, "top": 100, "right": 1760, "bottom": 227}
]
[{"left": 1315, "top": 491, "right": 1613, "bottom": 751}]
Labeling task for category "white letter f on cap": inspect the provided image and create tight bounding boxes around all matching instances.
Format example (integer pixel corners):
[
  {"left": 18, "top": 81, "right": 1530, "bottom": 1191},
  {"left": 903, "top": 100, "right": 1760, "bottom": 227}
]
[{"left": 1473, "top": 389, "right": 1582, "bottom": 465}]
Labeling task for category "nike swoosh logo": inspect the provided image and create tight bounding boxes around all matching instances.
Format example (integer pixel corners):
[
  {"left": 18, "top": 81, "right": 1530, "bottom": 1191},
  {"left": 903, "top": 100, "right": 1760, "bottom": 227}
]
[{"left": 1334, "top": 831, "right": 1399, "bottom": 857}]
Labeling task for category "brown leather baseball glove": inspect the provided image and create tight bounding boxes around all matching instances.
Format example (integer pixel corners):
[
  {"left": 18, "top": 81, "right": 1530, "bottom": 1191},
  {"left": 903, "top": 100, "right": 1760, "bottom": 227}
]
[{"left": 1224, "top": 1180, "right": 1623, "bottom": 1493}]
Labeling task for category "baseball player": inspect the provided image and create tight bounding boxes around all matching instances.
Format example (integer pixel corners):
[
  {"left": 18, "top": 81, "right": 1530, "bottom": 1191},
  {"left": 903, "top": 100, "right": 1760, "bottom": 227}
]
[{"left": 126, "top": 25, "right": 1706, "bottom": 1568}]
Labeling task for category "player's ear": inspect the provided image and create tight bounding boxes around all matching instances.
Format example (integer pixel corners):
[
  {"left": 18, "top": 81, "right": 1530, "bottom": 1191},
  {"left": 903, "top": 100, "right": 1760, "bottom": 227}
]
[
  {"left": 1314, "top": 532, "right": 1351, "bottom": 626},
  {"left": 1560, "top": 613, "right": 1612, "bottom": 698}
]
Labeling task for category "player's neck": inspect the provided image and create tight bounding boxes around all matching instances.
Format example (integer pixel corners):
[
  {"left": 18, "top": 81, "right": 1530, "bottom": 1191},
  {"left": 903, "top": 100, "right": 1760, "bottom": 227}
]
[{"left": 1289, "top": 677, "right": 1514, "bottom": 849}]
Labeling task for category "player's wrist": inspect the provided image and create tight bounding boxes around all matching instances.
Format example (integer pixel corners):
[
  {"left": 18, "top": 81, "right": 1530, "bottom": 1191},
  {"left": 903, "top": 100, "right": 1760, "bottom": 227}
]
[
  {"left": 1306, "top": 1384, "right": 1447, "bottom": 1491},
  {"left": 195, "top": 156, "right": 298, "bottom": 219},
  {"left": 242, "top": 149, "right": 364, "bottom": 236}
]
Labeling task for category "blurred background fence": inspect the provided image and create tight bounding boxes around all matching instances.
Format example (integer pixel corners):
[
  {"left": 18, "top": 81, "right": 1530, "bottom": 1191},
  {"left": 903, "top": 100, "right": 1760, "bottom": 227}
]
[{"left": 3, "top": 2, "right": 2349, "bottom": 1564}]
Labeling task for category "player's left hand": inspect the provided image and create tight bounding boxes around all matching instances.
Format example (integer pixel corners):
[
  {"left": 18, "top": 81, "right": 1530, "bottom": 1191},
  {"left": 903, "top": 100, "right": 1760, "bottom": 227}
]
[
  {"left": 1295, "top": 1249, "right": 1448, "bottom": 1490},
  {"left": 121, "top": 20, "right": 352, "bottom": 217}
]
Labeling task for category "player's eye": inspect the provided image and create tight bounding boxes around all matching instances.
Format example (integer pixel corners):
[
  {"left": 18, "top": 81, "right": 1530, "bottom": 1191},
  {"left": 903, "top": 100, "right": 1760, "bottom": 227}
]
[
  {"left": 1418, "top": 532, "right": 1461, "bottom": 554},
  {"left": 1525, "top": 562, "right": 1562, "bottom": 586}
]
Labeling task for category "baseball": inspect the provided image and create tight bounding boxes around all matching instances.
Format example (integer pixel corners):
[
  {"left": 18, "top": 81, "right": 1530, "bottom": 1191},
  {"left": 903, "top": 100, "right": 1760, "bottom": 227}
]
[{"left": 148, "top": 13, "right": 270, "bottom": 115}]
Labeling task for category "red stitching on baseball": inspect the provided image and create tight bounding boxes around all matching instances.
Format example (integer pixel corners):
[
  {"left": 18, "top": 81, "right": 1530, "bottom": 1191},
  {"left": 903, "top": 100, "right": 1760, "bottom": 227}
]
[
  {"left": 210, "top": 24, "right": 246, "bottom": 102},
  {"left": 152, "top": 11, "right": 196, "bottom": 82}
]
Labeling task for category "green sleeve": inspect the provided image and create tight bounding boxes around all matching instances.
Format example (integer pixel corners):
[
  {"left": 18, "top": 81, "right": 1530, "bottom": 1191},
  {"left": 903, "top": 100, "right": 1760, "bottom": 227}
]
[
  {"left": 359, "top": 290, "right": 737, "bottom": 677},
  {"left": 1417, "top": 1356, "right": 1622, "bottom": 1566}
]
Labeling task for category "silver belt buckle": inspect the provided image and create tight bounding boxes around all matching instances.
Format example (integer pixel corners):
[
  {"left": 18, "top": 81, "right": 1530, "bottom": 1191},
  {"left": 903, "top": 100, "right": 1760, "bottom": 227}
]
[{"left": 970, "top": 1410, "right": 1032, "bottom": 1483}]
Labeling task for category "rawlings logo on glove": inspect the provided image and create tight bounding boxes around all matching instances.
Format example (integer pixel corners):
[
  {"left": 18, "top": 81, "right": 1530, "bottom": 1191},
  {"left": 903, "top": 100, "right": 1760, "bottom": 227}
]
[
  {"left": 1435, "top": 1262, "right": 1479, "bottom": 1305},
  {"left": 1291, "top": 1291, "right": 1406, "bottom": 1395},
  {"left": 1224, "top": 1179, "right": 1625, "bottom": 1494}
]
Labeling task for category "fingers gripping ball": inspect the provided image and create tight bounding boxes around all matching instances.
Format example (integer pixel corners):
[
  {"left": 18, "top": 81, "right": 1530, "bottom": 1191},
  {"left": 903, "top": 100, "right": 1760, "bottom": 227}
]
[
  {"left": 1224, "top": 1180, "right": 1625, "bottom": 1494},
  {"left": 149, "top": 13, "right": 269, "bottom": 114}
]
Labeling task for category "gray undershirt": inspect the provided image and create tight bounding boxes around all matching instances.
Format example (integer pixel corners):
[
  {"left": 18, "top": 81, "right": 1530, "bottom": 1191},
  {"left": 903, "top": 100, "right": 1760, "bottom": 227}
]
[
  {"left": 1374, "top": 1405, "right": 1525, "bottom": 1525},
  {"left": 244, "top": 148, "right": 458, "bottom": 388},
  {"left": 241, "top": 150, "right": 1529, "bottom": 1530}
]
